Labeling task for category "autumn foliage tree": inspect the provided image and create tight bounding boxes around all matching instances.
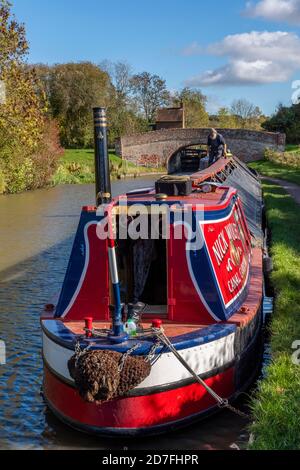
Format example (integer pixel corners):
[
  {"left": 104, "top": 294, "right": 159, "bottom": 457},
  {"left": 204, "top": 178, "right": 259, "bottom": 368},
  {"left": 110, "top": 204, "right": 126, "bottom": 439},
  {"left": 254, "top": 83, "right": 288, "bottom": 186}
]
[
  {"left": 35, "top": 61, "right": 151, "bottom": 147},
  {"left": 0, "top": 0, "right": 62, "bottom": 193}
]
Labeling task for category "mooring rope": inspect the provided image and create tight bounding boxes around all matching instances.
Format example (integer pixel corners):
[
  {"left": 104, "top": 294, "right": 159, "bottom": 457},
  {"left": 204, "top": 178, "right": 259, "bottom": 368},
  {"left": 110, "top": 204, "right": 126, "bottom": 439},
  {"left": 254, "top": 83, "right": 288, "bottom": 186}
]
[{"left": 154, "top": 328, "right": 249, "bottom": 420}]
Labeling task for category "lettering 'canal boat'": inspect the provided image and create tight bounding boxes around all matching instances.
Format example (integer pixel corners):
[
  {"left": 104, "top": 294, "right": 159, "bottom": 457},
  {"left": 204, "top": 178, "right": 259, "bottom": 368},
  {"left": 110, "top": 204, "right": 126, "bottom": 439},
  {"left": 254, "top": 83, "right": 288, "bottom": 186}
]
[{"left": 41, "top": 108, "right": 268, "bottom": 436}]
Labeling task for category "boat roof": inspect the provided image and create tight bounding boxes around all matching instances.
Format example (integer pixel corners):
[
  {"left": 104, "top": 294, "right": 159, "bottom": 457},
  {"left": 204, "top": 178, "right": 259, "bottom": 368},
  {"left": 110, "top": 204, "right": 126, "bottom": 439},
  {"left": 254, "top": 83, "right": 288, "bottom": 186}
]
[
  {"left": 82, "top": 157, "right": 262, "bottom": 244},
  {"left": 124, "top": 185, "right": 236, "bottom": 211},
  {"left": 122, "top": 156, "right": 263, "bottom": 244}
]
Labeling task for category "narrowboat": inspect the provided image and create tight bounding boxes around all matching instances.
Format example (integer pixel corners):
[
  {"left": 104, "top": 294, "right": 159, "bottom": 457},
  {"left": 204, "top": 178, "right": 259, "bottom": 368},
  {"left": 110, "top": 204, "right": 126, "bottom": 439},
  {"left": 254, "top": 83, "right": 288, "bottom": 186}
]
[{"left": 41, "top": 108, "right": 268, "bottom": 436}]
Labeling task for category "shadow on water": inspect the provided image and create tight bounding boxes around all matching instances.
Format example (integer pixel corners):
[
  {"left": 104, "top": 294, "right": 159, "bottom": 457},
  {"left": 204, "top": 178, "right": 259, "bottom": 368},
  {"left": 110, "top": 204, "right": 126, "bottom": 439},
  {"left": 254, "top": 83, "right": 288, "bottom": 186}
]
[
  {"left": 0, "top": 236, "right": 75, "bottom": 450},
  {"left": 0, "top": 181, "right": 253, "bottom": 450}
]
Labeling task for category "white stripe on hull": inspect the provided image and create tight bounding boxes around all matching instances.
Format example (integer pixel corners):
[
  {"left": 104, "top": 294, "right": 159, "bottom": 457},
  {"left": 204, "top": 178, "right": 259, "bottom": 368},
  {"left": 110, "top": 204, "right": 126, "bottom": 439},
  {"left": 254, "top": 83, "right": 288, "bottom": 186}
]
[{"left": 42, "top": 332, "right": 235, "bottom": 390}]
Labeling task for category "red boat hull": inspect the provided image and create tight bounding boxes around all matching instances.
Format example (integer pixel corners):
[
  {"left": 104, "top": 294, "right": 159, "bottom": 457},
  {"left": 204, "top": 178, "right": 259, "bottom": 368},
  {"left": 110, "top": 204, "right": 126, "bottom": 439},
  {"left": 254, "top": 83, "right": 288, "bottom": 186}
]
[
  {"left": 43, "top": 365, "right": 236, "bottom": 436},
  {"left": 43, "top": 315, "right": 263, "bottom": 437}
]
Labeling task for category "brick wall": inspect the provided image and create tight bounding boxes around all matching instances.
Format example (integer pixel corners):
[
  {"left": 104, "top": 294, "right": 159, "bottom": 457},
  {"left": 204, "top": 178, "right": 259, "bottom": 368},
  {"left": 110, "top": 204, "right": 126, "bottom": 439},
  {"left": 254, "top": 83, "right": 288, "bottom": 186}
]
[{"left": 116, "top": 128, "right": 286, "bottom": 168}]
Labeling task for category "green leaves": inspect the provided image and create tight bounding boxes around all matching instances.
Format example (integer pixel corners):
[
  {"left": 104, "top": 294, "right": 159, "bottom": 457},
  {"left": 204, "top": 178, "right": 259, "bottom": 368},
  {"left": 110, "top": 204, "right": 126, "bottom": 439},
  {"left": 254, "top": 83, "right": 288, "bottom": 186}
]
[
  {"left": 0, "top": 1, "right": 61, "bottom": 193},
  {"left": 172, "top": 87, "right": 209, "bottom": 128},
  {"left": 0, "top": 1, "right": 28, "bottom": 71},
  {"left": 262, "top": 103, "right": 300, "bottom": 144},
  {"left": 130, "top": 72, "right": 171, "bottom": 122}
]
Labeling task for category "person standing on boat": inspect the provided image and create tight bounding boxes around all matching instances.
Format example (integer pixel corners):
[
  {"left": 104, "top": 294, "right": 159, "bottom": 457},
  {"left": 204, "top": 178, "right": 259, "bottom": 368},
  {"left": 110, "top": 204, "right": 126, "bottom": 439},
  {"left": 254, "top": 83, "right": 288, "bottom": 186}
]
[{"left": 207, "top": 128, "right": 227, "bottom": 165}]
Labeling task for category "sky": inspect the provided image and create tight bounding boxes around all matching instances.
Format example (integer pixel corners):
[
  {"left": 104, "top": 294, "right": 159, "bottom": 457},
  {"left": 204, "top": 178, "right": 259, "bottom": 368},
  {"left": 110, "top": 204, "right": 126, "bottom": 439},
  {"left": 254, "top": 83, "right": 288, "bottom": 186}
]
[{"left": 12, "top": 0, "right": 300, "bottom": 115}]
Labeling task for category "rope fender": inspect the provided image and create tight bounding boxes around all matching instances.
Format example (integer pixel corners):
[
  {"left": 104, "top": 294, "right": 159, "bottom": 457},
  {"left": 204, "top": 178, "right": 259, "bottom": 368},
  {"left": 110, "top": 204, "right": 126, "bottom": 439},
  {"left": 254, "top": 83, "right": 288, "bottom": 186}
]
[{"left": 68, "top": 346, "right": 151, "bottom": 404}]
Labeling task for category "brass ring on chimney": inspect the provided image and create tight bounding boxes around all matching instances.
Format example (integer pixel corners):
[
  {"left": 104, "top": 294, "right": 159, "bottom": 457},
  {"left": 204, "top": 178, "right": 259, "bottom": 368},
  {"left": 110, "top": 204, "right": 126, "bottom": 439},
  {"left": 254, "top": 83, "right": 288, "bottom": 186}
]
[
  {"left": 94, "top": 123, "right": 107, "bottom": 128},
  {"left": 94, "top": 119, "right": 107, "bottom": 124}
]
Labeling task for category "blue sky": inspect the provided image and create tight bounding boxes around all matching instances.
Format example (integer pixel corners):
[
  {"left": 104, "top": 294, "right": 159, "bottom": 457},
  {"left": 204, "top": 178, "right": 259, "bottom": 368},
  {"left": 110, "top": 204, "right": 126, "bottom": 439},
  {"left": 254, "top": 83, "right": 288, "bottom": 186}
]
[{"left": 12, "top": 0, "right": 300, "bottom": 115}]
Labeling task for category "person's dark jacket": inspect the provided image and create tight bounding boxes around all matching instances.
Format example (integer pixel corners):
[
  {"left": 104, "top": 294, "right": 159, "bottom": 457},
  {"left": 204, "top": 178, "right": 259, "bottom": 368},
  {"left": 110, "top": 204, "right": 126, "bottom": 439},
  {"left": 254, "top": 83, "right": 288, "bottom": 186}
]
[{"left": 207, "top": 133, "right": 226, "bottom": 153}]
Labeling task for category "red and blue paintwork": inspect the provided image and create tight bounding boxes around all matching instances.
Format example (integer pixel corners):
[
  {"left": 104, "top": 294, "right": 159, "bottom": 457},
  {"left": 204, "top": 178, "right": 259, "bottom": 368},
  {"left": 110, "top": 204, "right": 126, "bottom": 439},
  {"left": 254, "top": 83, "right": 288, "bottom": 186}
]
[
  {"left": 55, "top": 191, "right": 252, "bottom": 325},
  {"left": 55, "top": 210, "right": 110, "bottom": 322},
  {"left": 42, "top": 160, "right": 264, "bottom": 436}
]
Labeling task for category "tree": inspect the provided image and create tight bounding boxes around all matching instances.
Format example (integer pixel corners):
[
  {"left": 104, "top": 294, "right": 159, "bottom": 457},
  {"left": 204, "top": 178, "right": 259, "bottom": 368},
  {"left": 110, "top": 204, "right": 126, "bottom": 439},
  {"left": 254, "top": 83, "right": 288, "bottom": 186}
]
[
  {"left": 262, "top": 103, "right": 300, "bottom": 144},
  {"left": 0, "top": 0, "right": 43, "bottom": 154},
  {"left": 99, "top": 61, "right": 148, "bottom": 143},
  {"left": 130, "top": 72, "right": 171, "bottom": 122},
  {"left": 38, "top": 62, "right": 112, "bottom": 147},
  {"left": 112, "top": 61, "right": 132, "bottom": 101},
  {"left": 37, "top": 60, "right": 149, "bottom": 146},
  {"left": 216, "top": 107, "right": 238, "bottom": 128},
  {"left": 114, "top": 62, "right": 131, "bottom": 96},
  {"left": 0, "top": 0, "right": 60, "bottom": 193},
  {"left": 173, "top": 87, "right": 208, "bottom": 128},
  {"left": 0, "top": 0, "right": 28, "bottom": 69},
  {"left": 100, "top": 60, "right": 132, "bottom": 103},
  {"left": 107, "top": 107, "right": 149, "bottom": 145},
  {"left": 230, "top": 99, "right": 262, "bottom": 129}
]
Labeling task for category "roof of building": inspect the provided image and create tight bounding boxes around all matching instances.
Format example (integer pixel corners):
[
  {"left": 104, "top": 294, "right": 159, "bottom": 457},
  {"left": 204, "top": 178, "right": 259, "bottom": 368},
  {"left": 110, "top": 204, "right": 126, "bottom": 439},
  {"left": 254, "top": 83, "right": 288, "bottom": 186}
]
[{"left": 156, "top": 107, "right": 184, "bottom": 123}]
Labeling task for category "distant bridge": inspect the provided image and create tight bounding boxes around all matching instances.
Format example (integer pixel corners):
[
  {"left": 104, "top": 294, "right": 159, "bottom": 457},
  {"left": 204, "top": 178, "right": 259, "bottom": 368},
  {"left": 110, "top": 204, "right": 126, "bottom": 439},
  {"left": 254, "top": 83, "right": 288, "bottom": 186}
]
[{"left": 116, "top": 128, "right": 285, "bottom": 172}]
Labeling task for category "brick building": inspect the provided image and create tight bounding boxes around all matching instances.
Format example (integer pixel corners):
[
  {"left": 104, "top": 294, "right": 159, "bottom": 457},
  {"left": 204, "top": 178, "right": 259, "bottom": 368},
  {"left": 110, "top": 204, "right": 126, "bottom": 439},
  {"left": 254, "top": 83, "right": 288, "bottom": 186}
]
[{"left": 154, "top": 106, "right": 185, "bottom": 130}]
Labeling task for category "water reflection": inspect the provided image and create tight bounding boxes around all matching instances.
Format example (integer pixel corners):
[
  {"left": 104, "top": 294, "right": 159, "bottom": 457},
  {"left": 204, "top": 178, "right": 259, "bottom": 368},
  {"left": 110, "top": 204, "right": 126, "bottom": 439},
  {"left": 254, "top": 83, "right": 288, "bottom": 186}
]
[{"left": 0, "top": 180, "right": 250, "bottom": 450}]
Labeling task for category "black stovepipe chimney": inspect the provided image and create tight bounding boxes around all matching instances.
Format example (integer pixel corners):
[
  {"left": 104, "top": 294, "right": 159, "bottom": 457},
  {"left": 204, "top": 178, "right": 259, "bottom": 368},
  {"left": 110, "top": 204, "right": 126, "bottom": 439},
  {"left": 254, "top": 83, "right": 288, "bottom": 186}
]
[{"left": 93, "top": 107, "right": 112, "bottom": 206}]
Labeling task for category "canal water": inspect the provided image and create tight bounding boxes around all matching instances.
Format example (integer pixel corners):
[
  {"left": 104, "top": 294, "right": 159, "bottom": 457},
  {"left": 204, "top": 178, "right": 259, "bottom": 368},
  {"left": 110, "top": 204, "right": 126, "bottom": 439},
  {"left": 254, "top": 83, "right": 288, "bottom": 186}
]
[{"left": 0, "top": 178, "right": 250, "bottom": 450}]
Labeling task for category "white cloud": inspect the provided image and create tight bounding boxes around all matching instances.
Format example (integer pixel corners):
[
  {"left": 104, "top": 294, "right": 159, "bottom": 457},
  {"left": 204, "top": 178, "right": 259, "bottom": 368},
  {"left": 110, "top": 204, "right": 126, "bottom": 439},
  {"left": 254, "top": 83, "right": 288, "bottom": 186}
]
[
  {"left": 245, "top": 0, "right": 300, "bottom": 25},
  {"left": 183, "top": 31, "right": 300, "bottom": 87}
]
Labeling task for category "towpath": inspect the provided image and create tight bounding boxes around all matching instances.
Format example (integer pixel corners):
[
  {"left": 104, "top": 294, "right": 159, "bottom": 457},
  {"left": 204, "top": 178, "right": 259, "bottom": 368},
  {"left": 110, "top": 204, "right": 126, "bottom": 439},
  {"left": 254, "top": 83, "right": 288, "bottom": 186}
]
[{"left": 262, "top": 177, "right": 300, "bottom": 205}]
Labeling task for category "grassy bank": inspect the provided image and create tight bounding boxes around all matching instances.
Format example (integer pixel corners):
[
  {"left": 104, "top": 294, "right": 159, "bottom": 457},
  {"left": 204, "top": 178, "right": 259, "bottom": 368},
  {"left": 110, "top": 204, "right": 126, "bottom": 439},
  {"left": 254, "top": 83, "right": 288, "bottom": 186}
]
[
  {"left": 286, "top": 144, "right": 300, "bottom": 152},
  {"left": 52, "top": 149, "right": 164, "bottom": 185},
  {"left": 249, "top": 146, "right": 300, "bottom": 186},
  {"left": 249, "top": 180, "right": 300, "bottom": 449}
]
